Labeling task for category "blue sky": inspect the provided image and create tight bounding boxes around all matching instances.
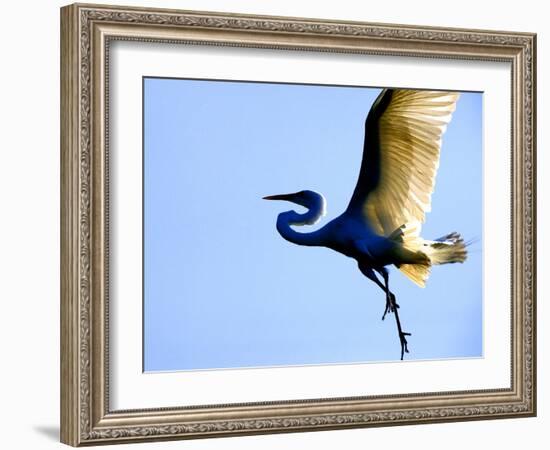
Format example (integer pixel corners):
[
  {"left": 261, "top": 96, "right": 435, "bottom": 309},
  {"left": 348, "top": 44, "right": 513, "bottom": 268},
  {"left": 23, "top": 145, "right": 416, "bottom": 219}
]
[{"left": 143, "top": 78, "right": 483, "bottom": 371}]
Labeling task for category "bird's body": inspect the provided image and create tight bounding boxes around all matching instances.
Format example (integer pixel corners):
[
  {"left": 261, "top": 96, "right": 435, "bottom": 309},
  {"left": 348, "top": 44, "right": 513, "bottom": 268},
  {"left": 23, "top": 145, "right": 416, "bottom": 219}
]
[
  {"left": 273, "top": 193, "right": 447, "bottom": 271},
  {"left": 320, "top": 214, "right": 395, "bottom": 263},
  {"left": 276, "top": 207, "right": 396, "bottom": 263},
  {"left": 264, "top": 88, "right": 467, "bottom": 359}
]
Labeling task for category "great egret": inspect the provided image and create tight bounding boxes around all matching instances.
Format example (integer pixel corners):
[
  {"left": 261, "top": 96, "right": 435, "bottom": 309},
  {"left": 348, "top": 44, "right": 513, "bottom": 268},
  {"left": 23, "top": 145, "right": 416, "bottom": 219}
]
[{"left": 264, "top": 88, "right": 467, "bottom": 360}]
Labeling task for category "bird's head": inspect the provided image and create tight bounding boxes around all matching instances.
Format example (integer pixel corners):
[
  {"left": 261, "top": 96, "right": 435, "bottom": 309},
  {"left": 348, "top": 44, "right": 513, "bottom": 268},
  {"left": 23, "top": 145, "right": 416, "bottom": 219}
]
[{"left": 263, "top": 190, "right": 327, "bottom": 223}]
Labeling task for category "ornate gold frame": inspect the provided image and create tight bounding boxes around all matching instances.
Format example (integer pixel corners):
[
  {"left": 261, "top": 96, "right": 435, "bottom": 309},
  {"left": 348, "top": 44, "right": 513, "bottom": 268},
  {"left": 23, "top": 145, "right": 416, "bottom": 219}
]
[{"left": 60, "top": 2, "right": 536, "bottom": 446}]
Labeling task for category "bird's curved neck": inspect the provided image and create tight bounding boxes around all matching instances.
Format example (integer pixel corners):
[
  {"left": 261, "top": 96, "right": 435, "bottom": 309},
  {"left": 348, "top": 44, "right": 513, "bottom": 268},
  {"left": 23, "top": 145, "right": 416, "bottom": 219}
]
[{"left": 276, "top": 193, "right": 326, "bottom": 247}]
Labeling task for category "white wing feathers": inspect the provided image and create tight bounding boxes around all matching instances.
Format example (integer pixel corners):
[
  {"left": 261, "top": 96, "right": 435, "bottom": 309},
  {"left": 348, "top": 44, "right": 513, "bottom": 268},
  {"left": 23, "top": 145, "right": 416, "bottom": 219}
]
[{"left": 363, "top": 90, "right": 459, "bottom": 236}]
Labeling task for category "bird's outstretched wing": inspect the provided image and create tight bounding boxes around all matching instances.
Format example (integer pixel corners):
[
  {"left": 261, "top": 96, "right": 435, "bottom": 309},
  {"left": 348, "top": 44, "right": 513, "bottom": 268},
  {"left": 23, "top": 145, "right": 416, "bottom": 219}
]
[{"left": 346, "top": 88, "right": 459, "bottom": 236}]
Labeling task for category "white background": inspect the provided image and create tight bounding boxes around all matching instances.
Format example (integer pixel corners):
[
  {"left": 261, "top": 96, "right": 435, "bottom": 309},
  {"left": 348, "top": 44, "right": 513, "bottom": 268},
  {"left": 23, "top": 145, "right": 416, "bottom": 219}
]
[{"left": 0, "top": 0, "right": 545, "bottom": 449}]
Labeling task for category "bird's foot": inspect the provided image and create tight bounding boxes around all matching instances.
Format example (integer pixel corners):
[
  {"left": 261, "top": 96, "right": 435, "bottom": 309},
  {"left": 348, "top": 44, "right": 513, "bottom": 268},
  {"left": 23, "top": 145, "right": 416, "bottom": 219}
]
[
  {"left": 399, "top": 330, "right": 412, "bottom": 360},
  {"left": 382, "top": 293, "right": 399, "bottom": 320}
]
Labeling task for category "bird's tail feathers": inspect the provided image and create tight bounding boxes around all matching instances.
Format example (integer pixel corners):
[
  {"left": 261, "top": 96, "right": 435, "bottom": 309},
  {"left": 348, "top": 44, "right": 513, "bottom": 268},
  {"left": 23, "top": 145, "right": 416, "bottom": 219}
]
[
  {"left": 424, "top": 232, "right": 468, "bottom": 265},
  {"left": 390, "top": 223, "right": 468, "bottom": 287}
]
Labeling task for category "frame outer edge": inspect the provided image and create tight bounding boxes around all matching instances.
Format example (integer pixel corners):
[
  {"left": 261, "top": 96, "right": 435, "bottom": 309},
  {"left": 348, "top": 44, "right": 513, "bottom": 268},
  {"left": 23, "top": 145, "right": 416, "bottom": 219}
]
[
  {"left": 533, "top": 33, "right": 537, "bottom": 417},
  {"left": 61, "top": 4, "right": 81, "bottom": 447},
  {"left": 61, "top": 2, "right": 537, "bottom": 445},
  {"left": 528, "top": 33, "right": 536, "bottom": 416}
]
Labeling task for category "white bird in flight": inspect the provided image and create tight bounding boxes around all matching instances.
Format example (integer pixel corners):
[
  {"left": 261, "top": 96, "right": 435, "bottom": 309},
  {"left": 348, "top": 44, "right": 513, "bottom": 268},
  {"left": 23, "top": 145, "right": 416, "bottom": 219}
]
[{"left": 264, "top": 88, "right": 467, "bottom": 359}]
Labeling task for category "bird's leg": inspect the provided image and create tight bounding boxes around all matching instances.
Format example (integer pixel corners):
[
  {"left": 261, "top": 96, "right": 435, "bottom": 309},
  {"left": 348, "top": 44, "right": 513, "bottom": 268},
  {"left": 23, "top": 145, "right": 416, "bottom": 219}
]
[
  {"left": 358, "top": 263, "right": 411, "bottom": 360},
  {"left": 358, "top": 264, "right": 398, "bottom": 320},
  {"left": 382, "top": 289, "right": 397, "bottom": 321},
  {"left": 379, "top": 268, "right": 411, "bottom": 360},
  {"left": 378, "top": 267, "right": 393, "bottom": 319}
]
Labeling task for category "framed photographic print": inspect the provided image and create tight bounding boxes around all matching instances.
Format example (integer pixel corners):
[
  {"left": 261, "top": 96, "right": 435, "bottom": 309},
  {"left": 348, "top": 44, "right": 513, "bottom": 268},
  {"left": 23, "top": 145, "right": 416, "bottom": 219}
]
[{"left": 60, "top": 3, "right": 536, "bottom": 446}]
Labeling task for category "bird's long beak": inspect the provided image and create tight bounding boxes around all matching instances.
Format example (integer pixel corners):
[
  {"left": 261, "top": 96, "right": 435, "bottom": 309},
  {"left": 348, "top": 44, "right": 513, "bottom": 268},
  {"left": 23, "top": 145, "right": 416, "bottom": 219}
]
[{"left": 262, "top": 193, "right": 296, "bottom": 201}]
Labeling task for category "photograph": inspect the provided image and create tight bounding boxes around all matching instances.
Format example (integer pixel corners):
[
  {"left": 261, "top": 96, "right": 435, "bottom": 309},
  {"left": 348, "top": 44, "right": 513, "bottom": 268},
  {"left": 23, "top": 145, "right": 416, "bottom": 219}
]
[{"left": 143, "top": 78, "right": 483, "bottom": 370}]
